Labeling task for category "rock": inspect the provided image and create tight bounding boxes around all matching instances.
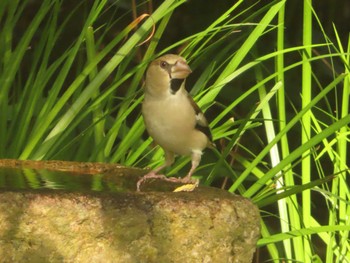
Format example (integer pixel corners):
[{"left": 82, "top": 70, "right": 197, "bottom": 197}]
[{"left": 0, "top": 159, "right": 260, "bottom": 263}]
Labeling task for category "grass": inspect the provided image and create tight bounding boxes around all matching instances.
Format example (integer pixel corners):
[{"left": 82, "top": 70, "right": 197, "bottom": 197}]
[{"left": 0, "top": 0, "right": 349, "bottom": 262}]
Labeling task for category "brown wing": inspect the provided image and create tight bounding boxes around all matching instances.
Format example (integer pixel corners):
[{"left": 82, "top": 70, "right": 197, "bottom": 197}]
[{"left": 187, "top": 94, "right": 213, "bottom": 142}]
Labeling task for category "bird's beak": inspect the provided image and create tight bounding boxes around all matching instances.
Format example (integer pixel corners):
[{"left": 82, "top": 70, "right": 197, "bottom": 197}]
[{"left": 171, "top": 60, "right": 192, "bottom": 79}]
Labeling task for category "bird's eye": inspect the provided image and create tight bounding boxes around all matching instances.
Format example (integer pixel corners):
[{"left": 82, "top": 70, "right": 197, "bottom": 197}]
[{"left": 160, "top": 61, "right": 168, "bottom": 69}]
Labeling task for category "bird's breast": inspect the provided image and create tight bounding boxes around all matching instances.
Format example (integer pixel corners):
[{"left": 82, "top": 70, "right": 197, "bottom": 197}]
[{"left": 142, "top": 94, "right": 207, "bottom": 155}]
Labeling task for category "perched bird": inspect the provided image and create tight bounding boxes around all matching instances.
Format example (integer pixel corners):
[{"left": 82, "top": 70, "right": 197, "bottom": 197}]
[{"left": 137, "top": 54, "right": 213, "bottom": 191}]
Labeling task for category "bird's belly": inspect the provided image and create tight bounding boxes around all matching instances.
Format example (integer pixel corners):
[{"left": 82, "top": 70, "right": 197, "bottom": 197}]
[{"left": 142, "top": 99, "right": 205, "bottom": 155}]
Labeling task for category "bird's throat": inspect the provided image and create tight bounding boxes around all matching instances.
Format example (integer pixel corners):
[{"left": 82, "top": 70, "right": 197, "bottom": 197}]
[{"left": 170, "top": 78, "right": 184, "bottom": 94}]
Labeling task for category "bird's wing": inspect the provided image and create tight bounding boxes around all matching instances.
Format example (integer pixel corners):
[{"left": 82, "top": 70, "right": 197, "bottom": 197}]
[{"left": 187, "top": 94, "right": 213, "bottom": 142}]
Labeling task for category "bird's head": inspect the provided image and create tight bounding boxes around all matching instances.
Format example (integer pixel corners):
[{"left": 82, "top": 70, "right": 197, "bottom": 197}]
[{"left": 145, "top": 54, "right": 192, "bottom": 97}]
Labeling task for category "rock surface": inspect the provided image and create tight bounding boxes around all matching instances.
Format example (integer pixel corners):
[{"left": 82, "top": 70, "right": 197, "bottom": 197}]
[{"left": 0, "top": 159, "right": 260, "bottom": 263}]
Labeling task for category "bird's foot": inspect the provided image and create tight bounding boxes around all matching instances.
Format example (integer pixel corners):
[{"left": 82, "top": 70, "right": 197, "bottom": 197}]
[
  {"left": 164, "top": 175, "right": 198, "bottom": 184},
  {"left": 136, "top": 172, "right": 166, "bottom": 191},
  {"left": 136, "top": 172, "right": 199, "bottom": 192}
]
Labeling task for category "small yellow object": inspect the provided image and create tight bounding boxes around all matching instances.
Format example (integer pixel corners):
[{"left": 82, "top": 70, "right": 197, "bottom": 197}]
[{"left": 173, "top": 183, "right": 197, "bottom": 192}]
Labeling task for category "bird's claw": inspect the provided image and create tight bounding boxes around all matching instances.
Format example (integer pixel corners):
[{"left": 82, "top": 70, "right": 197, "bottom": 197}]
[
  {"left": 136, "top": 173, "right": 198, "bottom": 192},
  {"left": 136, "top": 172, "right": 166, "bottom": 191}
]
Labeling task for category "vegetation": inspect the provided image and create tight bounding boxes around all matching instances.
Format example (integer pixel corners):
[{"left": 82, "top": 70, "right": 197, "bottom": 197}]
[{"left": 0, "top": 0, "right": 349, "bottom": 262}]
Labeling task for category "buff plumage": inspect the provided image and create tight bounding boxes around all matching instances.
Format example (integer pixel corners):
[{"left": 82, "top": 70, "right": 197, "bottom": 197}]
[{"left": 137, "top": 54, "right": 213, "bottom": 191}]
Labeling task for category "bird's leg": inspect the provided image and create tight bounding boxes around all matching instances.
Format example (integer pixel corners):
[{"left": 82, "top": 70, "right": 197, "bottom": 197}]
[
  {"left": 162, "top": 150, "right": 201, "bottom": 184},
  {"left": 137, "top": 151, "right": 175, "bottom": 191},
  {"left": 181, "top": 150, "right": 202, "bottom": 185},
  {"left": 136, "top": 150, "right": 202, "bottom": 191}
]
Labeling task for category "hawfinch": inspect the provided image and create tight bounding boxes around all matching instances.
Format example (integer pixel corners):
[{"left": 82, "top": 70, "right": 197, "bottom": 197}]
[{"left": 137, "top": 54, "right": 213, "bottom": 191}]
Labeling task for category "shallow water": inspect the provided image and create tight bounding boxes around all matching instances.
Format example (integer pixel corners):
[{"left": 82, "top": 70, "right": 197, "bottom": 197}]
[{"left": 0, "top": 159, "right": 144, "bottom": 193}]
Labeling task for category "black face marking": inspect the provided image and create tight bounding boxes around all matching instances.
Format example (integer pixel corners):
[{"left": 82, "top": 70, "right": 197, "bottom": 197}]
[{"left": 170, "top": 78, "right": 184, "bottom": 94}]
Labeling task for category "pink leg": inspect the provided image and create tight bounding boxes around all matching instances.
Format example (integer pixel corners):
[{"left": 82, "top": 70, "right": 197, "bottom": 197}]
[
  {"left": 136, "top": 150, "right": 202, "bottom": 191},
  {"left": 137, "top": 151, "right": 175, "bottom": 191},
  {"left": 182, "top": 150, "right": 202, "bottom": 182}
]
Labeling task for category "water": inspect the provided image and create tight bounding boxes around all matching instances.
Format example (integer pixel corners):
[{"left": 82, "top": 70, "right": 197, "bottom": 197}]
[{"left": 0, "top": 160, "right": 145, "bottom": 193}]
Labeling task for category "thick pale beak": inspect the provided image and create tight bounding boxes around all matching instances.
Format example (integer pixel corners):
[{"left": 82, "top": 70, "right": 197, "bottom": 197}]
[{"left": 171, "top": 60, "right": 192, "bottom": 79}]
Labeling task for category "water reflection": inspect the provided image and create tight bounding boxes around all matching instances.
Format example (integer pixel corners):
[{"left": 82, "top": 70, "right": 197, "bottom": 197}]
[{"left": 0, "top": 160, "right": 144, "bottom": 193}]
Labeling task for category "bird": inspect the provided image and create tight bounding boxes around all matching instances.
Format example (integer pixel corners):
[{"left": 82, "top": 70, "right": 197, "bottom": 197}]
[{"left": 137, "top": 54, "right": 213, "bottom": 191}]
